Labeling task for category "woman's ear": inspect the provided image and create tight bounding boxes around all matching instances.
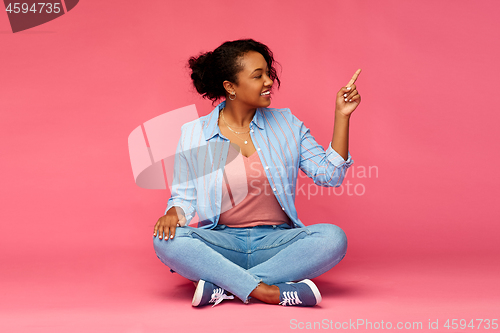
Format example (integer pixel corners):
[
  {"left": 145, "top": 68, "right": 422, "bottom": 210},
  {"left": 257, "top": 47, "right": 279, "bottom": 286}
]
[{"left": 223, "top": 80, "right": 235, "bottom": 95}]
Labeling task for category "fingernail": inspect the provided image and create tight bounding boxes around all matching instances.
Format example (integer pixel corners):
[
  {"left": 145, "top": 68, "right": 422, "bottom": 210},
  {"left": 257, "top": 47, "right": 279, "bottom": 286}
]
[
  {"left": 347, "top": 87, "right": 352, "bottom": 90},
  {"left": 349, "top": 99, "right": 352, "bottom": 102},
  {"left": 343, "top": 94, "right": 347, "bottom": 97},
  {"left": 170, "top": 235, "right": 174, "bottom": 239},
  {"left": 344, "top": 98, "right": 347, "bottom": 102}
]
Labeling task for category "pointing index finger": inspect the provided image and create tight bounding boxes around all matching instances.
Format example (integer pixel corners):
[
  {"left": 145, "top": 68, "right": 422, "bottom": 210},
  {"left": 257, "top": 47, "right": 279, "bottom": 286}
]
[{"left": 346, "top": 69, "right": 362, "bottom": 87}]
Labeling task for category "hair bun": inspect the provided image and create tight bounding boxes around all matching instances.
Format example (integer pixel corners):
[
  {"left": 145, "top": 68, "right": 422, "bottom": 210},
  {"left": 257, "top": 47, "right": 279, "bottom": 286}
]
[{"left": 188, "top": 51, "right": 213, "bottom": 95}]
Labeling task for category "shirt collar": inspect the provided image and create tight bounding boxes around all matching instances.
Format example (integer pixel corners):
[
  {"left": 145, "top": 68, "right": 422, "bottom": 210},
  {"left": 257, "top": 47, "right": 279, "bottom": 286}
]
[{"left": 203, "top": 100, "right": 265, "bottom": 141}]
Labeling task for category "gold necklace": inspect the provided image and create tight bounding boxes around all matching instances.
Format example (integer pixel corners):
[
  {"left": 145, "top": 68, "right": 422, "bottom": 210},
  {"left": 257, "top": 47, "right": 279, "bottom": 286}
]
[
  {"left": 221, "top": 108, "right": 250, "bottom": 134},
  {"left": 220, "top": 108, "right": 251, "bottom": 144},
  {"left": 234, "top": 131, "right": 251, "bottom": 145}
]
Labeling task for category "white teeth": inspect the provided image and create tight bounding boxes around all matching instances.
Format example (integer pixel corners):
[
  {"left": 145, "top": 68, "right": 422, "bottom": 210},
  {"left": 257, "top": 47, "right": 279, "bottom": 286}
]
[{"left": 261, "top": 91, "right": 270, "bottom": 95}]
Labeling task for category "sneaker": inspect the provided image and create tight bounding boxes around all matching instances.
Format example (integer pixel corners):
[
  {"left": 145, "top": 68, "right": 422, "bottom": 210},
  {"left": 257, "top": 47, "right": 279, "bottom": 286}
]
[
  {"left": 192, "top": 279, "right": 234, "bottom": 307},
  {"left": 275, "top": 279, "right": 322, "bottom": 306}
]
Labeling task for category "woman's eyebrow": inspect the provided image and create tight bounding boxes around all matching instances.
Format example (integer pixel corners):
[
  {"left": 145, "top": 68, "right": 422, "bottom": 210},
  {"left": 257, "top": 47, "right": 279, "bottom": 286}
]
[{"left": 250, "top": 67, "right": 268, "bottom": 74}]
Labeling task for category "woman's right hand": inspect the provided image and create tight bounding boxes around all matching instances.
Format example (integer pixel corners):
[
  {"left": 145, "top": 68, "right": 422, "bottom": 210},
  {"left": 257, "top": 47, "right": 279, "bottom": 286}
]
[{"left": 153, "top": 207, "right": 187, "bottom": 240}]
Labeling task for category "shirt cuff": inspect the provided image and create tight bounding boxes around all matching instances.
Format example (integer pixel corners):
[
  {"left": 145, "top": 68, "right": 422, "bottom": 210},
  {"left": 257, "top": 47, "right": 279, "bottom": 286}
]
[
  {"left": 326, "top": 141, "right": 354, "bottom": 168},
  {"left": 165, "top": 201, "right": 195, "bottom": 227}
]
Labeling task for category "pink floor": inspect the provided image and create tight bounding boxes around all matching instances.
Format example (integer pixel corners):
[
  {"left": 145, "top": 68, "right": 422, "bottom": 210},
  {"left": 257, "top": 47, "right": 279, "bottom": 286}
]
[{"left": 2, "top": 246, "right": 498, "bottom": 333}]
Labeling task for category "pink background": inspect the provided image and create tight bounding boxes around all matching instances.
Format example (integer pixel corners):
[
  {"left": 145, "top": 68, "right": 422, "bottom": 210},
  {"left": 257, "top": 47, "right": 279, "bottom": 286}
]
[{"left": 1, "top": 0, "right": 499, "bottom": 332}]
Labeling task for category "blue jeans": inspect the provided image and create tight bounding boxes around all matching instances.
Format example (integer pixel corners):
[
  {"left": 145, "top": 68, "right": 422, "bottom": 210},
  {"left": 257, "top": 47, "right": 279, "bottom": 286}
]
[{"left": 153, "top": 223, "right": 347, "bottom": 303}]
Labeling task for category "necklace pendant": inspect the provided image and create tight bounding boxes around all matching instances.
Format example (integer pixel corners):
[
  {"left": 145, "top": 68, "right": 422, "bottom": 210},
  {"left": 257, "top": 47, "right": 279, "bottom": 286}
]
[{"left": 244, "top": 141, "right": 248, "bottom": 144}]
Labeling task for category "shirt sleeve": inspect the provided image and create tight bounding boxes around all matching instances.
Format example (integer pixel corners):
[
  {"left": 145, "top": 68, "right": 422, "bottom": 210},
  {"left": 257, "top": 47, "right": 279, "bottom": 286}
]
[
  {"left": 294, "top": 114, "right": 354, "bottom": 187},
  {"left": 165, "top": 124, "right": 197, "bottom": 226}
]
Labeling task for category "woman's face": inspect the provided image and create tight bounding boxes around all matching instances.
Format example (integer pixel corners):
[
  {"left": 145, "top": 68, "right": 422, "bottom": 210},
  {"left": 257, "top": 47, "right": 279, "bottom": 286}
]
[{"left": 230, "top": 51, "right": 274, "bottom": 109}]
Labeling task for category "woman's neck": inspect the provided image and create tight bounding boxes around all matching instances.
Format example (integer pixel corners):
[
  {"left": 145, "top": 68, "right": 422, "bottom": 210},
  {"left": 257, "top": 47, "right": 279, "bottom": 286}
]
[{"left": 221, "top": 101, "right": 256, "bottom": 127}]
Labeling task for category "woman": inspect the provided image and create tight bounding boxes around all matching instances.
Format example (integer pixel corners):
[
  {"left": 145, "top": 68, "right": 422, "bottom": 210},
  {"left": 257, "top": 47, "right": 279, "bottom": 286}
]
[{"left": 153, "top": 39, "right": 361, "bottom": 307}]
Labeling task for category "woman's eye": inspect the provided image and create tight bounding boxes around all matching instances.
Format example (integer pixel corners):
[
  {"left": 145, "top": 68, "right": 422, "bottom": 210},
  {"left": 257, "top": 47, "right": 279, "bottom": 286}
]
[{"left": 255, "top": 73, "right": 270, "bottom": 79}]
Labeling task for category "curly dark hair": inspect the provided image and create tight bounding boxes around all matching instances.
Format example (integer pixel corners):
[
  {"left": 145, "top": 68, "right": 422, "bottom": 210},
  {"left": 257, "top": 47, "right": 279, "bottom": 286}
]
[{"left": 188, "top": 39, "right": 281, "bottom": 102}]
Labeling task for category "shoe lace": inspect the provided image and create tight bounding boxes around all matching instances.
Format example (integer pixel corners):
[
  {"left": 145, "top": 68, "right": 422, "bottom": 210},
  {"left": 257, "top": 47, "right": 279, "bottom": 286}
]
[
  {"left": 279, "top": 291, "right": 303, "bottom": 306},
  {"left": 209, "top": 287, "right": 234, "bottom": 307}
]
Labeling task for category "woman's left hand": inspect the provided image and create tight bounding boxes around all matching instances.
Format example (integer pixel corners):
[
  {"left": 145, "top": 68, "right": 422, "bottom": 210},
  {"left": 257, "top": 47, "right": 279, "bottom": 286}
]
[{"left": 335, "top": 69, "right": 362, "bottom": 117}]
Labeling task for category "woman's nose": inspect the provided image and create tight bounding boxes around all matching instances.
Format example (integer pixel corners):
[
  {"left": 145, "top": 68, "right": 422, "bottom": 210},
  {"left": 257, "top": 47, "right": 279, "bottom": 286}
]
[{"left": 265, "top": 76, "right": 273, "bottom": 87}]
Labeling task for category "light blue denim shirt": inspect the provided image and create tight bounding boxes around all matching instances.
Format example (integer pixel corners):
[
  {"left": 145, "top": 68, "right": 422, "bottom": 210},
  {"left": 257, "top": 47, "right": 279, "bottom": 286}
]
[{"left": 166, "top": 101, "right": 353, "bottom": 229}]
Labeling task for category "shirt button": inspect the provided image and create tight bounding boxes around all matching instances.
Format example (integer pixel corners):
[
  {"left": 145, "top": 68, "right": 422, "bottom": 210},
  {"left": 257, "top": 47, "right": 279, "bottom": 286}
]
[
  {"left": 251, "top": 129, "right": 254, "bottom": 133},
  {"left": 265, "top": 166, "right": 269, "bottom": 170},
  {"left": 282, "top": 207, "right": 285, "bottom": 210},
  {"left": 273, "top": 188, "right": 276, "bottom": 191},
  {"left": 257, "top": 148, "right": 261, "bottom": 151}
]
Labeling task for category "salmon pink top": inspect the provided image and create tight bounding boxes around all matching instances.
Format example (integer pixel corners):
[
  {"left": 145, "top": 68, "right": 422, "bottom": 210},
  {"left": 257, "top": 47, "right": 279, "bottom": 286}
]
[{"left": 218, "top": 144, "right": 292, "bottom": 227}]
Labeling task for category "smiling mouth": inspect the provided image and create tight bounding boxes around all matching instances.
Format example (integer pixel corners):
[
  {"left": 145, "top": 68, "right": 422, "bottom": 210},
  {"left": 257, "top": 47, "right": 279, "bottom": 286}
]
[{"left": 261, "top": 91, "right": 270, "bottom": 96}]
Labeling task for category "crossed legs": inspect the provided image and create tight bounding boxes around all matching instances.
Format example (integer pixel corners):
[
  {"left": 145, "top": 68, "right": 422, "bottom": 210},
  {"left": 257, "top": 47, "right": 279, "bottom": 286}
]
[{"left": 153, "top": 223, "right": 347, "bottom": 304}]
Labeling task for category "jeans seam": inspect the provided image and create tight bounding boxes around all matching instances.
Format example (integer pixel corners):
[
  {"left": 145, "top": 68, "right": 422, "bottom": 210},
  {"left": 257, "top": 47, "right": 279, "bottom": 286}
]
[
  {"left": 187, "top": 230, "right": 247, "bottom": 253},
  {"left": 246, "top": 229, "right": 251, "bottom": 270},
  {"left": 253, "top": 229, "right": 311, "bottom": 251}
]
